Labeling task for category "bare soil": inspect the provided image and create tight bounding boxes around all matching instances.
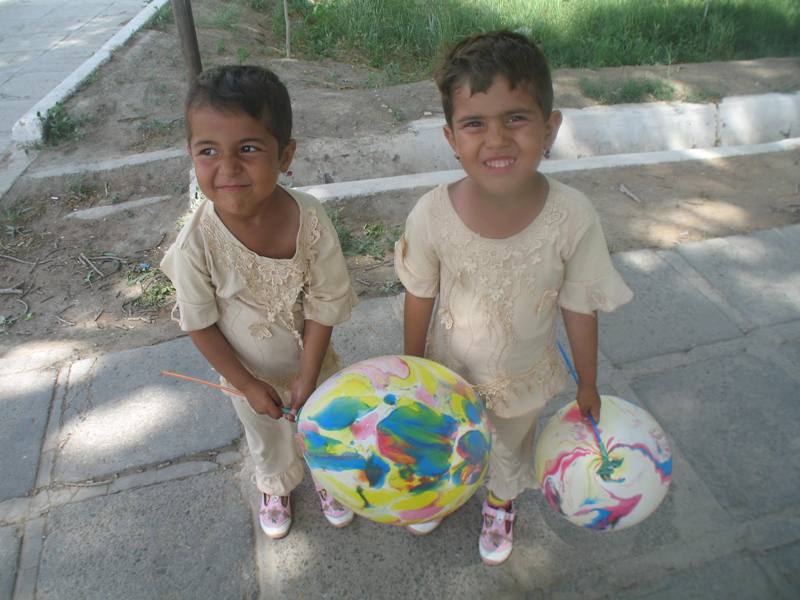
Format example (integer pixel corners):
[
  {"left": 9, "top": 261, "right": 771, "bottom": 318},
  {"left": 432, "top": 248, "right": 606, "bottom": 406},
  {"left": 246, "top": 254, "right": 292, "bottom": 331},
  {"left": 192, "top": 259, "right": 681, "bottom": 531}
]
[{"left": 1, "top": 0, "right": 799, "bottom": 366}]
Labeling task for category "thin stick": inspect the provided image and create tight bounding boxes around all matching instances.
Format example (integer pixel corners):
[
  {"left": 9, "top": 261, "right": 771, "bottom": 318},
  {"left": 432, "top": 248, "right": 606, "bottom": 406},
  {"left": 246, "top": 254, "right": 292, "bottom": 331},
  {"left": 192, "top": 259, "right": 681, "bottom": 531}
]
[
  {"left": 618, "top": 183, "right": 642, "bottom": 204},
  {"left": 80, "top": 253, "right": 105, "bottom": 278},
  {"left": 161, "top": 370, "right": 292, "bottom": 414},
  {"left": 1, "top": 288, "right": 23, "bottom": 295},
  {"left": 0, "top": 253, "right": 35, "bottom": 265}
]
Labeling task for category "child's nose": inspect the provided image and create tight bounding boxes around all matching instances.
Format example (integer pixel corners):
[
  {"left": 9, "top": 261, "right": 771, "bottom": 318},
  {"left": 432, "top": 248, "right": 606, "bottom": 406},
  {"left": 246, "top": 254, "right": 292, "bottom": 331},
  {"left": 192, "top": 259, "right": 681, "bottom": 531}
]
[
  {"left": 485, "top": 120, "right": 507, "bottom": 147},
  {"left": 220, "top": 154, "right": 241, "bottom": 175}
]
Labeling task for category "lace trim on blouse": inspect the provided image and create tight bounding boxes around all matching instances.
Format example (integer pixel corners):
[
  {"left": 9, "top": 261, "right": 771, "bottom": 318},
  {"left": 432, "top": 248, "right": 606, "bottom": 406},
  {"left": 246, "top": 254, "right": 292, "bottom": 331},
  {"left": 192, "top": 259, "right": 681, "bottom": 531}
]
[{"left": 200, "top": 207, "right": 321, "bottom": 349}]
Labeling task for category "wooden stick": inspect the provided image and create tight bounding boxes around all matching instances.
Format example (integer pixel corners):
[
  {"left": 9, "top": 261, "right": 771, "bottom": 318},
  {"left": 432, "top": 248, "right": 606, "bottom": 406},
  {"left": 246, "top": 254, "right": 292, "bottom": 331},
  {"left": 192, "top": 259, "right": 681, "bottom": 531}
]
[
  {"left": 161, "top": 370, "right": 244, "bottom": 396},
  {"left": 161, "top": 370, "right": 293, "bottom": 414}
]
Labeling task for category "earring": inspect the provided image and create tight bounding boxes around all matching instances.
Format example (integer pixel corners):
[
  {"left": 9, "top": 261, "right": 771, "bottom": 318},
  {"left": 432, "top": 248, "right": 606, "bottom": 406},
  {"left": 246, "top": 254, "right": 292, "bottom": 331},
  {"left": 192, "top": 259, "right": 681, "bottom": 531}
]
[
  {"left": 454, "top": 154, "right": 460, "bottom": 161},
  {"left": 284, "top": 170, "right": 293, "bottom": 177},
  {"left": 543, "top": 149, "right": 551, "bottom": 159}
]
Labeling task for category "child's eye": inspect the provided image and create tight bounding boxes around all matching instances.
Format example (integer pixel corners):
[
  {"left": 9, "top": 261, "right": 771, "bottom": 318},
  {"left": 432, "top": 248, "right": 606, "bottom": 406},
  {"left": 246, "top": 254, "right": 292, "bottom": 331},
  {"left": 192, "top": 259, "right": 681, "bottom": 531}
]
[
  {"left": 507, "top": 114, "right": 527, "bottom": 124},
  {"left": 241, "top": 144, "right": 259, "bottom": 153},
  {"left": 197, "top": 147, "right": 217, "bottom": 157},
  {"left": 463, "top": 120, "right": 483, "bottom": 129}
]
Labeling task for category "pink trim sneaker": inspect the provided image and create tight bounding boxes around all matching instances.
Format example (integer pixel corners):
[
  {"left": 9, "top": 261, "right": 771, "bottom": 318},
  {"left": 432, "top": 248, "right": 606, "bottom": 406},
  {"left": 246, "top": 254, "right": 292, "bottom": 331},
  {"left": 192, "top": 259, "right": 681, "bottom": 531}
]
[
  {"left": 259, "top": 493, "right": 291, "bottom": 539},
  {"left": 479, "top": 499, "right": 515, "bottom": 565},
  {"left": 316, "top": 485, "right": 354, "bottom": 528},
  {"left": 406, "top": 519, "right": 442, "bottom": 536}
]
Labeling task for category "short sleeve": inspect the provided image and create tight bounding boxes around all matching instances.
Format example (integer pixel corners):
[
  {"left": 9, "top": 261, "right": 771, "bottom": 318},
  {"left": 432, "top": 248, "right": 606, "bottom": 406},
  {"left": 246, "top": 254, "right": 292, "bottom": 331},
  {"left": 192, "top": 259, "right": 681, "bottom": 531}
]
[
  {"left": 160, "top": 238, "right": 219, "bottom": 331},
  {"left": 394, "top": 197, "right": 440, "bottom": 298},
  {"left": 302, "top": 206, "right": 357, "bottom": 326},
  {"left": 558, "top": 206, "right": 633, "bottom": 314}
]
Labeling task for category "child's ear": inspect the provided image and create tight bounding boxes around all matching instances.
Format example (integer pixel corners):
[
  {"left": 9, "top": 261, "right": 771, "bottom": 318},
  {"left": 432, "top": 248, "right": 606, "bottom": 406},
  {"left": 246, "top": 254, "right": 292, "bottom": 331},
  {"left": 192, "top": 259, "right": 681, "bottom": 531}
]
[
  {"left": 443, "top": 123, "right": 457, "bottom": 153},
  {"left": 280, "top": 138, "right": 297, "bottom": 171},
  {"left": 545, "top": 110, "right": 563, "bottom": 149}
]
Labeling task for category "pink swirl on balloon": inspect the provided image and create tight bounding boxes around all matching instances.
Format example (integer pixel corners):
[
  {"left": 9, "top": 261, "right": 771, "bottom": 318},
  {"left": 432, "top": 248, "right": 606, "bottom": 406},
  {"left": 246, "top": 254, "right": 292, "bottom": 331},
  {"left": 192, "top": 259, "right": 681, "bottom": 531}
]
[
  {"left": 575, "top": 490, "right": 642, "bottom": 530},
  {"left": 542, "top": 446, "right": 595, "bottom": 490},
  {"left": 414, "top": 385, "right": 436, "bottom": 408},
  {"left": 398, "top": 503, "right": 442, "bottom": 522},
  {"left": 350, "top": 411, "right": 381, "bottom": 441},
  {"left": 357, "top": 356, "right": 411, "bottom": 389}
]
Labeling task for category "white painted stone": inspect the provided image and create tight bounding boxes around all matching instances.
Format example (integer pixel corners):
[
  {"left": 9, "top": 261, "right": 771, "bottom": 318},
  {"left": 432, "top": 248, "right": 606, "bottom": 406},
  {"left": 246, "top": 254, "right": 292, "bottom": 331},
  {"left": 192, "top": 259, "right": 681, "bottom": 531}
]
[
  {"left": 719, "top": 92, "right": 800, "bottom": 146},
  {"left": 66, "top": 194, "right": 172, "bottom": 220}
]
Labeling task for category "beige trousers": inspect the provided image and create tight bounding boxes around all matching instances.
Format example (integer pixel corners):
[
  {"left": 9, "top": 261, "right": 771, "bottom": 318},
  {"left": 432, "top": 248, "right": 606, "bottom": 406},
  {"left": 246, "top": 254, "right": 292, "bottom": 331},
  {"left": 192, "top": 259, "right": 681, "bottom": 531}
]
[
  {"left": 229, "top": 391, "right": 306, "bottom": 496},
  {"left": 486, "top": 407, "right": 542, "bottom": 501}
]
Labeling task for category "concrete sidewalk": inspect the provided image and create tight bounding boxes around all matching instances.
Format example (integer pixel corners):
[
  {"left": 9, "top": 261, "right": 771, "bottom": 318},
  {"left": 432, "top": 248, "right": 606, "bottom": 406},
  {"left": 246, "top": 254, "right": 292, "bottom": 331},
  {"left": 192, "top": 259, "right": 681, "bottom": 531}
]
[
  {"left": 2, "top": 223, "right": 799, "bottom": 599},
  {"left": 0, "top": 0, "right": 151, "bottom": 156}
]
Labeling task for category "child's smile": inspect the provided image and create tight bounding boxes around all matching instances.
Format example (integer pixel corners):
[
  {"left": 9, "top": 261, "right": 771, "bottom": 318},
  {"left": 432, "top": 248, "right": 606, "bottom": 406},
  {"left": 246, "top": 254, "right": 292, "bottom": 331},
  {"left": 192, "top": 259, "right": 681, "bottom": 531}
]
[{"left": 444, "top": 75, "right": 561, "bottom": 201}]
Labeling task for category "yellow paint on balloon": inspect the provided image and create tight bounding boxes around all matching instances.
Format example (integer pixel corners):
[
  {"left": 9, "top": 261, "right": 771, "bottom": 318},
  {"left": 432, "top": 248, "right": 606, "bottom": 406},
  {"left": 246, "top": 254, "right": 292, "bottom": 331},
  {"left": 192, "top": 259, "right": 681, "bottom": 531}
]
[{"left": 393, "top": 491, "right": 438, "bottom": 511}]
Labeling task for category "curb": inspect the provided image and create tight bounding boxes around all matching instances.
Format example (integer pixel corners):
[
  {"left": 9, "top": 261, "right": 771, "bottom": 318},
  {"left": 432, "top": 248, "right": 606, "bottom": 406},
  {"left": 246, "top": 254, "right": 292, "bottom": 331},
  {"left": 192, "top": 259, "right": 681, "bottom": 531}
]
[{"left": 10, "top": 0, "right": 171, "bottom": 145}]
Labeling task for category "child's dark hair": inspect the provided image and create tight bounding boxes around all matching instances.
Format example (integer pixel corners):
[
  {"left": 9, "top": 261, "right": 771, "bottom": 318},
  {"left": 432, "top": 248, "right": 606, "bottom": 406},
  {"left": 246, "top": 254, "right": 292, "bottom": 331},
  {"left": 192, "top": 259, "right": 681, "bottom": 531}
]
[
  {"left": 185, "top": 65, "right": 292, "bottom": 152},
  {"left": 435, "top": 30, "right": 554, "bottom": 126}
]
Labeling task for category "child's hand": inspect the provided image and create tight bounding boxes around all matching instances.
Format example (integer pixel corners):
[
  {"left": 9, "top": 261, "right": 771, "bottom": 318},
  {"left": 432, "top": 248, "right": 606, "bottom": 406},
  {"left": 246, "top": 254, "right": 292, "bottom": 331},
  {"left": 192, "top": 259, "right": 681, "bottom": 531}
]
[
  {"left": 241, "top": 379, "right": 284, "bottom": 419},
  {"left": 286, "top": 376, "right": 316, "bottom": 422},
  {"left": 576, "top": 384, "right": 601, "bottom": 422}
]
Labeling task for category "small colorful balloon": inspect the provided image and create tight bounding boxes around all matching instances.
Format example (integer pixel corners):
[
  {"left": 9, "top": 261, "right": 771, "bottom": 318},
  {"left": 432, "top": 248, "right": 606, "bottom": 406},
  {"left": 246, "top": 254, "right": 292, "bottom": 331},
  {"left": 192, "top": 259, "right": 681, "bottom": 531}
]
[
  {"left": 534, "top": 395, "right": 672, "bottom": 530},
  {"left": 297, "top": 355, "right": 491, "bottom": 525}
]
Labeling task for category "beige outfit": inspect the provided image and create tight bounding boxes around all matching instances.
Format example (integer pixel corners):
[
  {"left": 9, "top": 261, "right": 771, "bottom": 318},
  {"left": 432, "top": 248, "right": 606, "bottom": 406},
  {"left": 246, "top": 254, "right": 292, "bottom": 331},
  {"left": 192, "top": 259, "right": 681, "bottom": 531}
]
[
  {"left": 394, "top": 178, "right": 632, "bottom": 499},
  {"left": 161, "top": 187, "right": 357, "bottom": 495}
]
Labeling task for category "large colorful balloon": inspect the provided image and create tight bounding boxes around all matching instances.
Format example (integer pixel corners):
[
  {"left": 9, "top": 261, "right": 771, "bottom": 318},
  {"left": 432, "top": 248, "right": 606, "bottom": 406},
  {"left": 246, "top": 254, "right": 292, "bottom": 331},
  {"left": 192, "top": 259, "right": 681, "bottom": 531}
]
[
  {"left": 534, "top": 395, "right": 672, "bottom": 530},
  {"left": 297, "top": 355, "right": 491, "bottom": 525}
]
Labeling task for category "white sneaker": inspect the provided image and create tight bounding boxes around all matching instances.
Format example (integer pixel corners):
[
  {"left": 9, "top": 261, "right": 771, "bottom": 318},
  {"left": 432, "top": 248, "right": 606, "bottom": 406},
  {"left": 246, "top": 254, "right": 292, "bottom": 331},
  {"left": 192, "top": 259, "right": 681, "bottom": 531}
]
[{"left": 406, "top": 519, "right": 442, "bottom": 535}]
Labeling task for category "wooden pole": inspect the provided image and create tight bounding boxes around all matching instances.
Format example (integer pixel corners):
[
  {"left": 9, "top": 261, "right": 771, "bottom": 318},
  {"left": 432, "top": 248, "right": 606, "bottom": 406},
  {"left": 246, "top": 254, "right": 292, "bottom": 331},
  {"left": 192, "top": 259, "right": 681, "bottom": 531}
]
[
  {"left": 171, "top": 0, "right": 202, "bottom": 81},
  {"left": 283, "top": 0, "right": 291, "bottom": 58}
]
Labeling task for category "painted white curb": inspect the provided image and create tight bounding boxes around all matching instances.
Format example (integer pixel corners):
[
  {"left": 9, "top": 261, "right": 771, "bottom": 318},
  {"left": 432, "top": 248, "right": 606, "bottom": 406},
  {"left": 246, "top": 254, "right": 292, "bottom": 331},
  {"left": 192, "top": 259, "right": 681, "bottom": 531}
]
[
  {"left": 29, "top": 147, "right": 186, "bottom": 179},
  {"left": 298, "top": 137, "right": 800, "bottom": 202},
  {"left": 408, "top": 92, "right": 800, "bottom": 163},
  {"left": 65, "top": 195, "right": 172, "bottom": 220},
  {"left": 10, "top": 0, "right": 172, "bottom": 144}
]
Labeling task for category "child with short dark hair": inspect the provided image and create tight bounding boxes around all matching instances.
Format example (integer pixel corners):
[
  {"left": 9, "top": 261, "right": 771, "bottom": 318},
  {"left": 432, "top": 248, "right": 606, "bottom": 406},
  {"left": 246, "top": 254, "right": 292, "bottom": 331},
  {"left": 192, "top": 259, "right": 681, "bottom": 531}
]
[
  {"left": 395, "top": 31, "right": 632, "bottom": 564},
  {"left": 162, "top": 65, "right": 357, "bottom": 539}
]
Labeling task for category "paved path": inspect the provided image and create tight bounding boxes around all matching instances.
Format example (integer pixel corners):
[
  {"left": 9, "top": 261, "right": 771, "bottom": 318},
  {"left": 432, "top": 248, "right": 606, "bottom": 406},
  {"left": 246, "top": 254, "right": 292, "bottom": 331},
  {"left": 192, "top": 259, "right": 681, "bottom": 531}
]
[
  {"left": 2, "top": 223, "right": 799, "bottom": 599},
  {"left": 0, "top": 0, "right": 148, "bottom": 156}
]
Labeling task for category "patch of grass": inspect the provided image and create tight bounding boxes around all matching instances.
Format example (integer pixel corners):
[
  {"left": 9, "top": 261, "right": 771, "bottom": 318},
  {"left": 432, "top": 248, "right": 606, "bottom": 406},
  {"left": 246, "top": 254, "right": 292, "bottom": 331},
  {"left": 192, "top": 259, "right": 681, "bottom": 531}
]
[
  {"left": 274, "top": 0, "right": 800, "bottom": 79},
  {"left": 147, "top": 2, "right": 173, "bottom": 30},
  {"left": 67, "top": 179, "right": 98, "bottom": 206},
  {"left": 236, "top": 47, "right": 251, "bottom": 63},
  {"left": 250, "top": 0, "right": 268, "bottom": 10},
  {"left": 580, "top": 77, "right": 676, "bottom": 104},
  {"left": 326, "top": 207, "right": 355, "bottom": 253},
  {"left": 217, "top": 40, "right": 227, "bottom": 54},
  {"left": 682, "top": 88, "right": 722, "bottom": 103},
  {"left": 326, "top": 209, "right": 400, "bottom": 259},
  {"left": 138, "top": 118, "right": 182, "bottom": 142},
  {"left": 215, "top": 4, "right": 241, "bottom": 30},
  {"left": 0, "top": 314, "right": 17, "bottom": 333},
  {"left": 126, "top": 264, "right": 175, "bottom": 309},
  {"left": 38, "top": 103, "right": 83, "bottom": 146},
  {"left": 3, "top": 205, "right": 31, "bottom": 239}
]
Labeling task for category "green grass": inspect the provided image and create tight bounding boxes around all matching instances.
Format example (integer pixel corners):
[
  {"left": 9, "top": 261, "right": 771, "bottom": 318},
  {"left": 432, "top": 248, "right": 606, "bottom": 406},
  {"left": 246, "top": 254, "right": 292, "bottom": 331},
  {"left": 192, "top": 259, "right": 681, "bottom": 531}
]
[
  {"left": 326, "top": 208, "right": 400, "bottom": 259},
  {"left": 38, "top": 103, "right": 83, "bottom": 146},
  {"left": 580, "top": 77, "right": 677, "bottom": 104},
  {"left": 215, "top": 4, "right": 241, "bottom": 30},
  {"left": 126, "top": 265, "right": 175, "bottom": 309},
  {"left": 274, "top": 0, "right": 800, "bottom": 80},
  {"left": 147, "top": 2, "right": 173, "bottom": 30}
]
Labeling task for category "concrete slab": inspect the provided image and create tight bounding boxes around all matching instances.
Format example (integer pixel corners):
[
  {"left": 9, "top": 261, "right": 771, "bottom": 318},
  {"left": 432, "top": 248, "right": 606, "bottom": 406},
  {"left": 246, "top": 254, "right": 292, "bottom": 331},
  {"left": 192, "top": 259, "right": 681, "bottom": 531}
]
[
  {"left": 0, "top": 525, "right": 21, "bottom": 600},
  {"left": 780, "top": 340, "right": 800, "bottom": 375},
  {"left": 332, "top": 295, "right": 403, "bottom": 366},
  {"left": 677, "top": 228, "right": 800, "bottom": 327},
  {"left": 0, "top": 368, "right": 56, "bottom": 501},
  {"left": 610, "top": 551, "right": 780, "bottom": 600},
  {"left": 36, "top": 470, "right": 258, "bottom": 600},
  {"left": 720, "top": 92, "right": 800, "bottom": 145},
  {"left": 758, "top": 541, "right": 800, "bottom": 595},
  {"left": 631, "top": 351, "right": 800, "bottom": 519},
  {"left": 599, "top": 250, "right": 742, "bottom": 365},
  {"left": 53, "top": 337, "right": 242, "bottom": 483}
]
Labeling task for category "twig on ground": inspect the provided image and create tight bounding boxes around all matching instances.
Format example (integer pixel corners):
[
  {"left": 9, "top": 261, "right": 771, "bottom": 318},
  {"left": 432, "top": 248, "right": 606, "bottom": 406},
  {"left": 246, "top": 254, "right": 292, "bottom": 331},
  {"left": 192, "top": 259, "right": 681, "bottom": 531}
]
[
  {"left": 54, "top": 315, "right": 76, "bottom": 326},
  {"left": 134, "top": 233, "right": 167, "bottom": 255},
  {"left": 356, "top": 278, "right": 371, "bottom": 286},
  {"left": 0, "top": 253, "right": 35, "bottom": 265},
  {"left": 618, "top": 183, "right": 643, "bottom": 204},
  {"left": 94, "top": 308, "right": 104, "bottom": 321},
  {"left": 364, "top": 259, "right": 392, "bottom": 271},
  {"left": 15, "top": 298, "right": 29, "bottom": 314},
  {"left": 1, "top": 288, "right": 23, "bottom": 295},
  {"left": 80, "top": 253, "right": 105, "bottom": 279}
]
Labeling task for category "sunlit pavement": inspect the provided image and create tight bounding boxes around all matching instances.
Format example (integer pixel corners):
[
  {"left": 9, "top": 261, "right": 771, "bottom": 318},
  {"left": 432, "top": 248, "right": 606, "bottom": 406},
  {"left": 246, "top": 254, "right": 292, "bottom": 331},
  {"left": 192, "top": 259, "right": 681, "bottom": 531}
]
[{"left": 2, "top": 223, "right": 800, "bottom": 598}]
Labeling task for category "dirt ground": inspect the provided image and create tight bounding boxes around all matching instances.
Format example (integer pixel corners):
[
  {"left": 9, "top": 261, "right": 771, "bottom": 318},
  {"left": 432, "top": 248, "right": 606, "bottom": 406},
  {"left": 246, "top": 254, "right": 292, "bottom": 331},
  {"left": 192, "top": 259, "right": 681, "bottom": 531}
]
[{"left": 1, "top": 0, "right": 799, "bottom": 366}]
